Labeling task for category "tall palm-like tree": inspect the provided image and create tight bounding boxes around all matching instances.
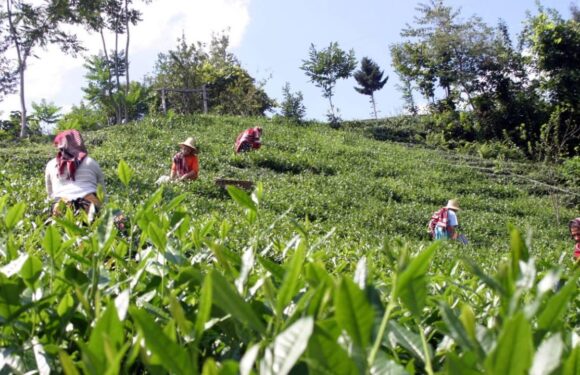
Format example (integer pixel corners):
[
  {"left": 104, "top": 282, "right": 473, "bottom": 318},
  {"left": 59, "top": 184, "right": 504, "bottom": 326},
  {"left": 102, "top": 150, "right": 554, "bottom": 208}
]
[{"left": 354, "top": 57, "right": 388, "bottom": 119}]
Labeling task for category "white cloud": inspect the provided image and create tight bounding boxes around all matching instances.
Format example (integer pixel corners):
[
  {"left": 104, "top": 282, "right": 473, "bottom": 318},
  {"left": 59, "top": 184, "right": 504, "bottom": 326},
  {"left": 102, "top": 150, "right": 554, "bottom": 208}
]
[{"left": 0, "top": 0, "right": 251, "bottom": 119}]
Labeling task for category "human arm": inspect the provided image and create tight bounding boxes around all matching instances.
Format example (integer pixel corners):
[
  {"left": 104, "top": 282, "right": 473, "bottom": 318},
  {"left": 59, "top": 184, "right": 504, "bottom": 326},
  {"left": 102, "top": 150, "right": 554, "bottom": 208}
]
[
  {"left": 179, "top": 170, "right": 198, "bottom": 180},
  {"left": 447, "top": 210, "right": 459, "bottom": 240},
  {"left": 448, "top": 225, "right": 458, "bottom": 240},
  {"left": 45, "top": 163, "right": 53, "bottom": 198},
  {"left": 95, "top": 162, "right": 106, "bottom": 195}
]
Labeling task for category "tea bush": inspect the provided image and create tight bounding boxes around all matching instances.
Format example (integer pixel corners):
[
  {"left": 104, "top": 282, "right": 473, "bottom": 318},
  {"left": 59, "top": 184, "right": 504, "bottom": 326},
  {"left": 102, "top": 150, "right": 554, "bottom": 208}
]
[{"left": 0, "top": 114, "right": 578, "bottom": 374}]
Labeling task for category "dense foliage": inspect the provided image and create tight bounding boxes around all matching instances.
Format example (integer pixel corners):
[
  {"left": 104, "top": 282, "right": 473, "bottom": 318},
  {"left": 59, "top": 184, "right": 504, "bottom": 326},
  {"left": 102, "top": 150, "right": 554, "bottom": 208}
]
[
  {"left": 148, "top": 34, "right": 274, "bottom": 117},
  {"left": 279, "top": 82, "right": 306, "bottom": 124},
  {"left": 390, "top": 1, "right": 580, "bottom": 160},
  {"left": 0, "top": 115, "right": 578, "bottom": 374},
  {"left": 301, "top": 42, "right": 357, "bottom": 126}
]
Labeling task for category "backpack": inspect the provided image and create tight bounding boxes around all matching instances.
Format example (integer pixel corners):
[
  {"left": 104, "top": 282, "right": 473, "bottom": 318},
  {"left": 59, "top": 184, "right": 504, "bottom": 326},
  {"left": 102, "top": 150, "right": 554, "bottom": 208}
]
[{"left": 427, "top": 207, "right": 449, "bottom": 238}]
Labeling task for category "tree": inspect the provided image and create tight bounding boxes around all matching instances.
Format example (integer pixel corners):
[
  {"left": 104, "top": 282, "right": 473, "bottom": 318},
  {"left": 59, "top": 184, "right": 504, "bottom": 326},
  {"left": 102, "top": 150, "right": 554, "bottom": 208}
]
[
  {"left": 353, "top": 57, "right": 388, "bottom": 119},
  {"left": 390, "top": 0, "right": 496, "bottom": 110},
  {"left": 82, "top": 54, "right": 151, "bottom": 124},
  {"left": 280, "top": 82, "right": 306, "bottom": 123},
  {"left": 74, "top": 0, "right": 148, "bottom": 124},
  {"left": 2, "top": 0, "right": 83, "bottom": 137},
  {"left": 301, "top": 42, "right": 357, "bottom": 125},
  {"left": 150, "top": 33, "right": 274, "bottom": 116},
  {"left": 522, "top": 5, "right": 580, "bottom": 158},
  {"left": 31, "top": 99, "right": 61, "bottom": 133},
  {"left": 0, "top": 14, "right": 16, "bottom": 101}
]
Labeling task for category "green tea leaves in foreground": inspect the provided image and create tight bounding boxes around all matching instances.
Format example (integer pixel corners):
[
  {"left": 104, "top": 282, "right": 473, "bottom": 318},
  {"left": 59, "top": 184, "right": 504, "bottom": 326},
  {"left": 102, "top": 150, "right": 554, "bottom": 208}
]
[
  {"left": 117, "top": 159, "right": 134, "bottom": 188},
  {"left": 43, "top": 226, "right": 62, "bottom": 260},
  {"left": 260, "top": 317, "right": 313, "bottom": 375},
  {"left": 227, "top": 185, "right": 257, "bottom": 212},
  {"left": 130, "top": 307, "right": 192, "bottom": 375},
  {"left": 334, "top": 277, "right": 375, "bottom": 351},
  {"left": 4, "top": 202, "right": 26, "bottom": 230},
  {"left": 485, "top": 312, "right": 533, "bottom": 375},
  {"left": 395, "top": 242, "right": 438, "bottom": 317},
  {"left": 537, "top": 273, "right": 579, "bottom": 334},
  {"left": 276, "top": 239, "right": 306, "bottom": 315},
  {"left": 209, "top": 269, "right": 266, "bottom": 334}
]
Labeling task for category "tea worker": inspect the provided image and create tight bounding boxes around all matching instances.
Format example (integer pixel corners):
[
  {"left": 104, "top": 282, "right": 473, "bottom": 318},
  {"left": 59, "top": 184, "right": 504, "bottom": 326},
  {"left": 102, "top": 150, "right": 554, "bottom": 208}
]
[
  {"left": 170, "top": 137, "right": 199, "bottom": 181},
  {"left": 428, "top": 199, "right": 460, "bottom": 240},
  {"left": 45, "top": 129, "right": 105, "bottom": 216},
  {"left": 569, "top": 218, "right": 580, "bottom": 261},
  {"left": 234, "top": 126, "right": 262, "bottom": 153}
]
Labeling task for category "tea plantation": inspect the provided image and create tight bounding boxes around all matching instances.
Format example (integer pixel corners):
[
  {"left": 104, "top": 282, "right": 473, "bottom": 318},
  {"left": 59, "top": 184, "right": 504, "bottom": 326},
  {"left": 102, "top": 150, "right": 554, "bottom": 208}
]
[{"left": 0, "top": 115, "right": 578, "bottom": 374}]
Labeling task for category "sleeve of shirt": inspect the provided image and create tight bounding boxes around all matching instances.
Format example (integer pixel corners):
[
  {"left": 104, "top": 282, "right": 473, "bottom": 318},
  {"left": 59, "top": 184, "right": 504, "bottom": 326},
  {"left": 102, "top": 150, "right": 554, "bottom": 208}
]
[
  {"left": 89, "top": 158, "right": 106, "bottom": 194},
  {"left": 448, "top": 210, "right": 458, "bottom": 227},
  {"left": 45, "top": 162, "right": 53, "bottom": 198}
]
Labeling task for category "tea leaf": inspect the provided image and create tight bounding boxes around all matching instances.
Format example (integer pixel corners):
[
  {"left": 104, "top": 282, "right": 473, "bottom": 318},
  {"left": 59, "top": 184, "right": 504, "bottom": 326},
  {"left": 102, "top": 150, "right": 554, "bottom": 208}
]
[
  {"left": 117, "top": 159, "right": 134, "bottom": 187},
  {"left": 276, "top": 239, "right": 306, "bottom": 315},
  {"left": 485, "top": 312, "right": 533, "bottom": 375},
  {"left": 5, "top": 202, "right": 25, "bottom": 229},
  {"left": 530, "top": 333, "right": 563, "bottom": 375},
  {"left": 563, "top": 345, "right": 580, "bottom": 375},
  {"left": 209, "top": 269, "right": 266, "bottom": 334},
  {"left": 537, "top": 273, "right": 578, "bottom": 333},
  {"left": 395, "top": 242, "right": 438, "bottom": 317},
  {"left": 130, "top": 307, "right": 192, "bottom": 375},
  {"left": 226, "top": 185, "right": 256, "bottom": 212},
  {"left": 43, "top": 226, "right": 62, "bottom": 260},
  {"left": 334, "top": 277, "right": 375, "bottom": 350},
  {"left": 306, "top": 326, "right": 358, "bottom": 375},
  {"left": 260, "top": 317, "right": 313, "bottom": 375}
]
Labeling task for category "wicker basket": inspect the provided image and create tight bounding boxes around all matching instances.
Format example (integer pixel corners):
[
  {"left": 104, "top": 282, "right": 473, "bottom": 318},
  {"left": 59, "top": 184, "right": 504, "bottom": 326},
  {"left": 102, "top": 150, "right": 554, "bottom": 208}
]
[{"left": 215, "top": 178, "right": 254, "bottom": 190}]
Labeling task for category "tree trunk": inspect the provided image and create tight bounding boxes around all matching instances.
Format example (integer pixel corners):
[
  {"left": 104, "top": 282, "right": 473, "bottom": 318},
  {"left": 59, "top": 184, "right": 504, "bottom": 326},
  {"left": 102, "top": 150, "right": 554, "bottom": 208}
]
[
  {"left": 328, "top": 94, "right": 335, "bottom": 118},
  {"left": 6, "top": 0, "right": 27, "bottom": 137},
  {"left": 114, "top": 28, "right": 121, "bottom": 123},
  {"left": 124, "top": 0, "right": 130, "bottom": 122},
  {"left": 18, "top": 65, "right": 27, "bottom": 137},
  {"left": 371, "top": 93, "right": 377, "bottom": 120},
  {"left": 100, "top": 29, "right": 116, "bottom": 123}
]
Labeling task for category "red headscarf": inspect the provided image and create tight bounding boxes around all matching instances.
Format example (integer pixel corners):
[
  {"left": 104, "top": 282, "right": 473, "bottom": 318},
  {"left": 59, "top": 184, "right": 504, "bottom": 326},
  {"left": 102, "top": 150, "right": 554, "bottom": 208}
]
[
  {"left": 570, "top": 218, "right": 580, "bottom": 260},
  {"left": 54, "top": 130, "right": 88, "bottom": 181}
]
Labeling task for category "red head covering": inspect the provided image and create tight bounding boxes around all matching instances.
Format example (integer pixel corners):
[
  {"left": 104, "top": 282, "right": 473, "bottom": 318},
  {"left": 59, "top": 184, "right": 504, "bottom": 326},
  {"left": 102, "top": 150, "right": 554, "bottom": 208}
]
[
  {"left": 570, "top": 218, "right": 580, "bottom": 236},
  {"left": 54, "top": 130, "right": 88, "bottom": 181}
]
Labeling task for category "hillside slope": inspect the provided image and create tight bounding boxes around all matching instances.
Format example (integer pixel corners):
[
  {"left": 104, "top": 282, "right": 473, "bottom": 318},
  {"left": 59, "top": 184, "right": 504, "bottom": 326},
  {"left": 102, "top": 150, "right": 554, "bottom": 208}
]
[
  {"left": 1, "top": 114, "right": 579, "bottom": 373},
  {"left": 1, "top": 114, "right": 578, "bottom": 270}
]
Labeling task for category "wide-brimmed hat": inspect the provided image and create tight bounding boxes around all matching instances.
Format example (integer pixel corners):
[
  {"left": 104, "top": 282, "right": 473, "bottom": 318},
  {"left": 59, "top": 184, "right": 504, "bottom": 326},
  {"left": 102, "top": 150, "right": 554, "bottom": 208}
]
[
  {"left": 446, "top": 199, "right": 460, "bottom": 211},
  {"left": 179, "top": 137, "right": 198, "bottom": 152}
]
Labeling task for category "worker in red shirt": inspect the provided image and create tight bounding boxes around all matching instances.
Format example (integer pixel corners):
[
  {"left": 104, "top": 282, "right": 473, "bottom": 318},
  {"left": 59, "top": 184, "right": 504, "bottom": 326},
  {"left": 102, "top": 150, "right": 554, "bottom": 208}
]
[
  {"left": 235, "top": 126, "right": 262, "bottom": 153},
  {"left": 171, "top": 137, "right": 199, "bottom": 181}
]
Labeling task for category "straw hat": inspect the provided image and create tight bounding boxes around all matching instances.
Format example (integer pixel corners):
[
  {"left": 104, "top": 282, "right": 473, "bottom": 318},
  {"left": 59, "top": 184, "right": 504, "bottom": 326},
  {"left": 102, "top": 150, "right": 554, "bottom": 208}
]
[
  {"left": 446, "top": 199, "right": 460, "bottom": 211},
  {"left": 179, "top": 137, "right": 198, "bottom": 152}
]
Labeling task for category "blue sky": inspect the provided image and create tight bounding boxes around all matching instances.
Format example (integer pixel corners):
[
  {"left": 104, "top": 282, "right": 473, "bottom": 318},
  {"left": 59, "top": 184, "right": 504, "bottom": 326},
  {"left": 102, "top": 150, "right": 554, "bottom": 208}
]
[
  {"left": 0, "top": 0, "right": 576, "bottom": 123},
  {"left": 233, "top": 0, "right": 577, "bottom": 120}
]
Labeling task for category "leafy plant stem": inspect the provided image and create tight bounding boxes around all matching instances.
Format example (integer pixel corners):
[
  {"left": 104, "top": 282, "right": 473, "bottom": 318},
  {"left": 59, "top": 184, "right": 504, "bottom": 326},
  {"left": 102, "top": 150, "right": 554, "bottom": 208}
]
[
  {"left": 416, "top": 318, "right": 434, "bottom": 375},
  {"left": 368, "top": 289, "right": 396, "bottom": 366}
]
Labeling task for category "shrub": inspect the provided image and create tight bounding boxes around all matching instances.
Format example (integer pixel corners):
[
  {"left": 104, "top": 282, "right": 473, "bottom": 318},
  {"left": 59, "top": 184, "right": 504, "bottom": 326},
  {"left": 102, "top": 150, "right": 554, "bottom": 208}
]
[{"left": 559, "top": 156, "right": 580, "bottom": 187}]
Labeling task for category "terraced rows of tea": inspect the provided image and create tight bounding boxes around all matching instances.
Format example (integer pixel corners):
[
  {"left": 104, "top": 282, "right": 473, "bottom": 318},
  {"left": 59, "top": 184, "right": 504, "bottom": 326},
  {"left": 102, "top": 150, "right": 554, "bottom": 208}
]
[{"left": 0, "top": 115, "right": 578, "bottom": 374}]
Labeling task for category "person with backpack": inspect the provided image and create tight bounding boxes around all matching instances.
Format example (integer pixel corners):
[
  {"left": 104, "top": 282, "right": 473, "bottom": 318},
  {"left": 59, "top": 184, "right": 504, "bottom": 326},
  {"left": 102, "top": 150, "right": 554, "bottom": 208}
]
[
  {"left": 428, "top": 199, "right": 461, "bottom": 240},
  {"left": 45, "top": 129, "right": 105, "bottom": 218},
  {"left": 569, "top": 218, "right": 580, "bottom": 261}
]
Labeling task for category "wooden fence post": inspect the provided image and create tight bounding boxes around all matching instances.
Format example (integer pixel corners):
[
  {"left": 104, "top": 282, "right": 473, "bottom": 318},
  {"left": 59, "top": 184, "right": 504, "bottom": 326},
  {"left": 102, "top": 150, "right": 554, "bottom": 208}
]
[{"left": 202, "top": 85, "right": 208, "bottom": 114}]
